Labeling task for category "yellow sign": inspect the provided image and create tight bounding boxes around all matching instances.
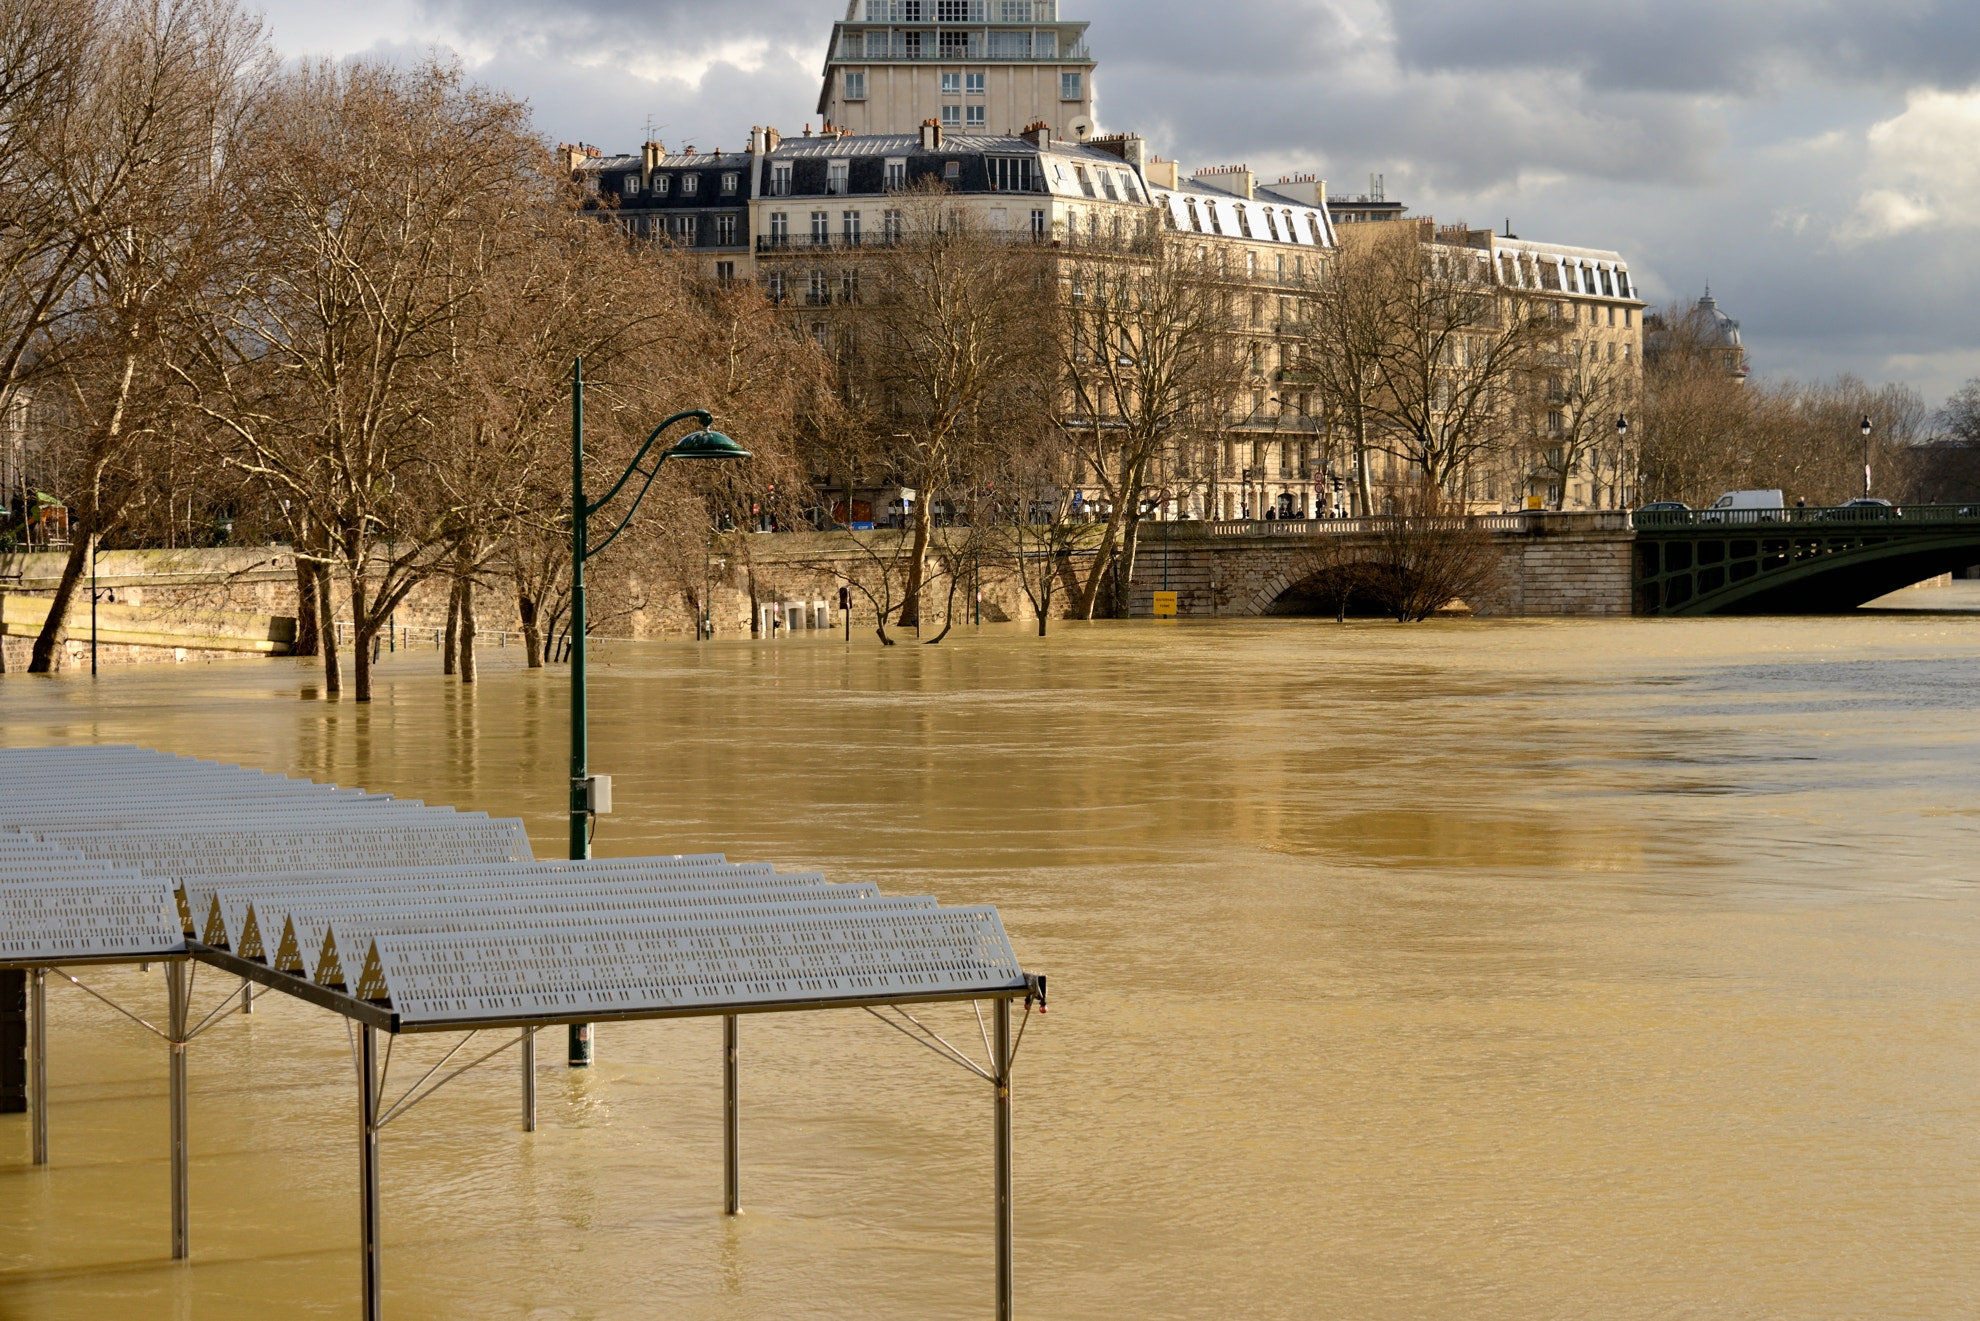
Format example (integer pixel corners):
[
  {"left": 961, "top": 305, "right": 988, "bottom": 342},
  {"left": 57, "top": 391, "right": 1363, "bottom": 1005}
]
[
  {"left": 1152, "top": 591, "right": 1178, "bottom": 617},
  {"left": 1525, "top": 495, "right": 1545, "bottom": 510}
]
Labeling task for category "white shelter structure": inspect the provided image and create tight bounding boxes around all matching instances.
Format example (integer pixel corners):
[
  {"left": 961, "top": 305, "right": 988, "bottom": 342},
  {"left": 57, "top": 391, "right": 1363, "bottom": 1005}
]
[{"left": 0, "top": 745, "right": 1044, "bottom": 1321}]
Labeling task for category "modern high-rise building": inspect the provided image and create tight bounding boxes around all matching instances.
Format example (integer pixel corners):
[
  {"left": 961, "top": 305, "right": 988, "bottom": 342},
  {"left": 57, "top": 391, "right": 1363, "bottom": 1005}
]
[{"left": 816, "top": 1, "right": 1097, "bottom": 142}]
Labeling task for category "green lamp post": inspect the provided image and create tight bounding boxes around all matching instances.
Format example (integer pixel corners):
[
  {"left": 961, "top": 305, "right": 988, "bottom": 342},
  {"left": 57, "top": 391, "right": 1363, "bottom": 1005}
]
[{"left": 567, "top": 356, "right": 749, "bottom": 1065}]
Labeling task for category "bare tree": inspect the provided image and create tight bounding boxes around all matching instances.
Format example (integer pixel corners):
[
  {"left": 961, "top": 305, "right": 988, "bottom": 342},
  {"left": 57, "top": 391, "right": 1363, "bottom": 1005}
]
[
  {"left": 22, "top": 0, "right": 269, "bottom": 671},
  {"left": 1533, "top": 330, "right": 1639, "bottom": 509},
  {"left": 1363, "top": 483, "right": 1503, "bottom": 622},
  {"left": 183, "top": 59, "right": 539, "bottom": 700},
  {"left": 1058, "top": 229, "right": 1240, "bottom": 617},
  {"left": 852, "top": 181, "right": 1056, "bottom": 627},
  {"left": 1351, "top": 226, "right": 1547, "bottom": 494}
]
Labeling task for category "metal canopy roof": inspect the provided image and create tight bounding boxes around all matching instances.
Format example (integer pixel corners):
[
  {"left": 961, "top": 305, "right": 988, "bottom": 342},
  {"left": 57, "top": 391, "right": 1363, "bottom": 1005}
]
[
  {"left": 0, "top": 746, "right": 1033, "bottom": 1025},
  {"left": 0, "top": 744, "right": 1043, "bottom": 1321}
]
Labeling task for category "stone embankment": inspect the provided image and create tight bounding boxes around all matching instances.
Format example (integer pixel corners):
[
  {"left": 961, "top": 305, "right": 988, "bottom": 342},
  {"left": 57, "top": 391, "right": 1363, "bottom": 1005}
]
[{"left": 3, "top": 518, "right": 1666, "bottom": 669}]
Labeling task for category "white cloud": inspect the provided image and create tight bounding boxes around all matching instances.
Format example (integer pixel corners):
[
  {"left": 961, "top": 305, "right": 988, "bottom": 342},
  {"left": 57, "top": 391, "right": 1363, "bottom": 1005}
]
[{"left": 1840, "top": 86, "right": 1980, "bottom": 243}]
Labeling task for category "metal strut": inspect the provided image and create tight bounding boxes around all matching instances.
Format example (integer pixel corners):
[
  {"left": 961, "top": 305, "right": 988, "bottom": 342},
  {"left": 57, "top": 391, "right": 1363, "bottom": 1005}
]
[
  {"left": 167, "top": 960, "right": 190, "bottom": 1261},
  {"left": 29, "top": 968, "right": 46, "bottom": 1166},
  {"left": 359, "top": 1025, "right": 383, "bottom": 1321},
  {"left": 723, "top": 1015, "right": 740, "bottom": 1215}
]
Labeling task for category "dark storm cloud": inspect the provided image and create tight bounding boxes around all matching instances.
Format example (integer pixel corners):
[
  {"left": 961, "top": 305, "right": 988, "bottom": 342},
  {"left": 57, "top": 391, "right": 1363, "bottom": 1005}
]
[
  {"left": 260, "top": 0, "right": 1980, "bottom": 402},
  {"left": 1383, "top": 0, "right": 1980, "bottom": 95}
]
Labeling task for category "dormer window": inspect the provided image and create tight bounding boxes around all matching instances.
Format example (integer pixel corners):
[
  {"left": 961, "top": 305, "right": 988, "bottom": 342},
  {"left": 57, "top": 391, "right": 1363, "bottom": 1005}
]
[
  {"left": 720, "top": 173, "right": 738, "bottom": 195},
  {"left": 681, "top": 174, "right": 700, "bottom": 196},
  {"left": 623, "top": 174, "right": 641, "bottom": 195},
  {"left": 655, "top": 175, "right": 671, "bottom": 196},
  {"left": 943, "top": 160, "right": 961, "bottom": 181}
]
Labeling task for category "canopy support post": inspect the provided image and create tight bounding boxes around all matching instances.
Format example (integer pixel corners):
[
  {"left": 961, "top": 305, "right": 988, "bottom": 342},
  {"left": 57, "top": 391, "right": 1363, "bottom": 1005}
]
[
  {"left": 359, "top": 1024, "right": 383, "bottom": 1321},
  {"left": 29, "top": 967, "right": 46, "bottom": 1166},
  {"left": 994, "top": 997, "right": 1012, "bottom": 1321},
  {"left": 167, "top": 959, "right": 190, "bottom": 1261},
  {"left": 241, "top": 978, "right": 254, "bottom": 1014},
  {"left": 521, "top": 1028, "right": 536, "bottom": 1132},
  {"left": 723, "top": 1014, "right": 740, "bottom": 1215}
]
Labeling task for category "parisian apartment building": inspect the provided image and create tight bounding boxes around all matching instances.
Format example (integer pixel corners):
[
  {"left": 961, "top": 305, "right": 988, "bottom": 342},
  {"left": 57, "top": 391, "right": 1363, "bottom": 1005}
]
[{"left": 563, "top": 0, "right": 1648, "bottom": 518}]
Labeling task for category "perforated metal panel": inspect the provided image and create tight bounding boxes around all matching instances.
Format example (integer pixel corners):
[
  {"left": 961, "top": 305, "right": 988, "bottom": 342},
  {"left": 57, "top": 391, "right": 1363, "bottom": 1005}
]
[
  {"left": 0, "top": 878, "right": 185, "bottom": 961},
  {"left": 376, "top": 906, "right": 1024, "bottom": 1023},
  {"left": 0, "top": 746, "right": 1033, "bottom": 1023},
  {"left": 290, "top": 893, "right": 933, "bottom": 989},
  {"left": 205, "top": 861, "right": 798, "bottom": 950}
]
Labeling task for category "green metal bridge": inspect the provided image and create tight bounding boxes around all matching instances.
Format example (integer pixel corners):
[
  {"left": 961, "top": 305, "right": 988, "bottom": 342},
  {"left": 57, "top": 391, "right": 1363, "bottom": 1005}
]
[{"left": 1633, "top": 504, "right": 1980, "bottom": 615}]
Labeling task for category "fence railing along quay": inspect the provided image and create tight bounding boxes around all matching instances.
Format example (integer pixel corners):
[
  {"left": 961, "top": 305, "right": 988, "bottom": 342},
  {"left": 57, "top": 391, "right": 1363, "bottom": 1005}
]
[
  {"left": 1632, "top": 502, "right": 1980, "bottom": 529},
  {"left": 1194, "top": 510, "right": 1633, "bottom": 538}
]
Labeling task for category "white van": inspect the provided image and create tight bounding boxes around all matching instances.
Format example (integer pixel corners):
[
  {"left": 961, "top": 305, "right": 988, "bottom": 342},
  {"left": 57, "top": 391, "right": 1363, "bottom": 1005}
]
[{"left": 1702, "top": 489, "right": 1785, "bottom": 522}]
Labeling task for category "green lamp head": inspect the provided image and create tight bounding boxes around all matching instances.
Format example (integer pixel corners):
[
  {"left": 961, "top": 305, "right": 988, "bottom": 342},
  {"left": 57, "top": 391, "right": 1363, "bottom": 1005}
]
[{"left": 666, "top": 429, "right": 751, "bottom": 461}]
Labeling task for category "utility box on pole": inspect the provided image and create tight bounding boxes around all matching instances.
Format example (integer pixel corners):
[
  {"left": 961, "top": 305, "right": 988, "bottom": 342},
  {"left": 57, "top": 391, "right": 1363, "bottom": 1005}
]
[{"left": 0, "top": 969, "right": 25, "bottom": 1113}]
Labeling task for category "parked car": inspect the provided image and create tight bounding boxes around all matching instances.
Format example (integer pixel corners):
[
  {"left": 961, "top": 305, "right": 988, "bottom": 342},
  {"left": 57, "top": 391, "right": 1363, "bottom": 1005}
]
[
  {"left": 1636, "top": 500, "right": 1690, "bottom": 513},
  {"left": 1700, "top": 489, "right": 1785, "bottom": 523},
  {"left": 1821, "top": 497, "right": 1900, "bottom": 520}
]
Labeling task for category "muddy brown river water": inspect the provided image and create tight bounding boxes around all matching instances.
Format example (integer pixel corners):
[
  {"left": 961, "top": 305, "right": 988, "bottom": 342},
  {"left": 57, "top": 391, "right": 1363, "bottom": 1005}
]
[{"left": 4, "top": 590, "right": 1980, "bottom": 1319}]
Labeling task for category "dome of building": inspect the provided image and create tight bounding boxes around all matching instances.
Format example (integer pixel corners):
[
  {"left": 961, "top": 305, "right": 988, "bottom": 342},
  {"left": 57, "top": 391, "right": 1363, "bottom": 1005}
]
[{"left": 1694, "top": 286, "right": 1742, "bottom": 350}]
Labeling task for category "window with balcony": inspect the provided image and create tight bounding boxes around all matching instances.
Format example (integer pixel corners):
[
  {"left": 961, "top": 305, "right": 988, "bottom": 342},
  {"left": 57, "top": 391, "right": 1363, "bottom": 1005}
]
[
  {"left": 828, "top": 162, "right": 848, "bottom": 195},
  {"left": 673, "top": 215, "right": 698, "bottom": 244},
  {"left": 715, "top": 261, "right": 735, "bottom": 284},
  {"left": 986, "top": 156, "right": 1033, "bottom": 191},
  {"left": 884, "top": 209, "right": 903, "bottom": 241},
  {"left": 939, "top": 30, "right": 970, "bottom": 57},
  {"left": 715, "top": 214, "right": 737, "bottom": 245},
  {"left": 844, "top": 72, "right": 867, "bottom": 100},
  {"left": 811, "top": 211, "right": 830, "bottom": 244},
  {"left": 808, "top": 270, "right": 829, "bottom": 305},
  {"left": 988, "top": 31, "right": 1030, "bottom": 57},
  {"left": 770, "top": 164, "right": 791, "bottom": 196},
  {"left": 1061, "top": 72, "right": 1081, "bottom": 100},
  {"left": 842, "top": 210, "right": 862, "bottom": 243},
  {"left": 841, "top": 268, "right": 861, "bottom": 303},
  {"left": 1073, "top": 165, "right": 1095, "bottom": 197},
  {"left": 766, "top": 271, "right": 785, "bottom": 302},
  {"left": 1030, "top": 207, "right": 1046, "bottom": 236},
  {"left": 885, "top": 159, "right": 906, "bottom": 189},
  {"left": 1098, "top": 171, "right": 1118, "bottom": 201},
  {"left": 769, "top": 212, "right": 789, "bottom": 243}
]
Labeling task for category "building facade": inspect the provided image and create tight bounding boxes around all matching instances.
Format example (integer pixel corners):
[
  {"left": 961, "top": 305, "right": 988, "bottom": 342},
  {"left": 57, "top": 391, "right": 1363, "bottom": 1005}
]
[
  {"left": 817, "top": 0, "right": 1096, "bottom": 141},
  {"left": 561, "top": 0, "right": 1652, "bottom": 520}
]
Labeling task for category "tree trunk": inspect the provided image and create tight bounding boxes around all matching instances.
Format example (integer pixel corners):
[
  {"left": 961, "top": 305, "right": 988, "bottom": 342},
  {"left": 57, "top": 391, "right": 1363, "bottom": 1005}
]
[
  {"left": 292, "top": 558, "right": 320, "bottom": 657},
  {"left": 898, "top": 498, "right": 932, "bottom": 628},
  {"left": 317, "top": 565, "right": 340, "bottom": 694},
  {"left": 517, "top": 587, "right": 543, "bottom": 668},
  {"left": 25, "top": 535, "right": 88, "bottom": 673},
  {"left": 459, "top": 575, "right": 477, "bottom": 683},
  {"left": 350, "top": 573, "right": 372, "bottom": 703},
  {"left": 1113, "top": 504, "right": 1146, "bottom": 619},
  {"left": 443, "top": 577, "right": 460, "bottom": 676}
]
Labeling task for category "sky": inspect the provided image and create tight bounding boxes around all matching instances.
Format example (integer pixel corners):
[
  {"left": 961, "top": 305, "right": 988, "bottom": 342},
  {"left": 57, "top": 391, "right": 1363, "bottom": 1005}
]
[{"left": 255, "top": 0, "right": 1980, "bottom": 413}]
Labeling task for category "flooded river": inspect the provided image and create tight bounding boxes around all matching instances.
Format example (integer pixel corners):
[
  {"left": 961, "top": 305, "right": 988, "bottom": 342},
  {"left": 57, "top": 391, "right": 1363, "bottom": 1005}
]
[{"left": 5, "top": 590, "right": 1980, "bottom": 1319}]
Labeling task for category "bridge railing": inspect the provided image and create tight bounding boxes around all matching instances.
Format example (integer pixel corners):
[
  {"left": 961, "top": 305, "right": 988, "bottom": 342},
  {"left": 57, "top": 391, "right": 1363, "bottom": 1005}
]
[
  {"left": 1633, "top": 503, "right": 1980, "bottom": 530},
  {"left": 1194, "top": 510, "right": 1631, "bottom": 537}
]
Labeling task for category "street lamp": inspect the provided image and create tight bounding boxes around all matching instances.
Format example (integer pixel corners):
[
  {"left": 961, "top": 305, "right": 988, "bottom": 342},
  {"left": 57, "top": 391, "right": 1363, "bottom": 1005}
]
[
  {"left": 1860, "top": 414, "right": 1873, "bottom": 496},
  {"left": 1615, "top": 415, "right": 1629, "bottom": 509},
  {"left": 567, "top": 355, "right": 748, "bottom": 1063}
]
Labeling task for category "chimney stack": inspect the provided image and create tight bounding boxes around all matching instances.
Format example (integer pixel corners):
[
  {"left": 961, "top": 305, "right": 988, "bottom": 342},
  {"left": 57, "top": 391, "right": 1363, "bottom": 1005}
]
[
  {"left": 1022, "top": 120, "right": 1051, "bottom": 149},
  {"left": 920, "top": 118, "right": 942, "bottom": 150},
  {"left": 642, "top": 140, "right": 663, "bottom": 174}
]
